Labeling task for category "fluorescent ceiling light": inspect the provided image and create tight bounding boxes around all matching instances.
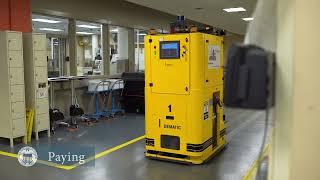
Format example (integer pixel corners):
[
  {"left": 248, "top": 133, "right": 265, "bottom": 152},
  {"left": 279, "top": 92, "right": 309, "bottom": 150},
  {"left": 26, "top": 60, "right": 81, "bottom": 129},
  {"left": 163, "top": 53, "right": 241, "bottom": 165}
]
[
  {"left": 39, "top": 28, "right": 63, "bottom": 32},
  {"left": 32, "top": 18, "right": 61, "bottom": 23},
  {"left": 111, "top": 29, "right": 118, "bottom": 32},
  {"left": 77, "top": 24, "right": 100, "bottom": 29},
  {"left": 242, "top": 17, "right": 254, "bottom": 21},
  {"left": 223, "top": 7, "right": 246, "bottom": 13},
  {"left": 76, "top": 32, "right": 94, "bottom": 35},
  {"left": 138, "top": 33, "right": 147, "bottom": 36}
]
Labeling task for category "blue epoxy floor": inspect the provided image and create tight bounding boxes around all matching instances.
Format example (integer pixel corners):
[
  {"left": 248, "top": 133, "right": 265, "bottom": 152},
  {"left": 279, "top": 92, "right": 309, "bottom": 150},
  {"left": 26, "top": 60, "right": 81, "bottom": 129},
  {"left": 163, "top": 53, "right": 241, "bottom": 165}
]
[
  {"left": 0, "top": 108, "right": 268, "bottom": 180},
  {"left": 0, "top": 114, "right": 145, "bottom": 154}
]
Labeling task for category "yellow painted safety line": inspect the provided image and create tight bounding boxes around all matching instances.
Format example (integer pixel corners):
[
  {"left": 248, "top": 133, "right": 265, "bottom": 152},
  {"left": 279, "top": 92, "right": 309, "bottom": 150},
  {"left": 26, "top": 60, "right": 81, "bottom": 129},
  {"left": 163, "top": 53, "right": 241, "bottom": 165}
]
[
  {"left": 0, "top": 151, "right": 75, "bottom": 170},
  {"left": 68, "top": 135, "right": 146, "bottom": 170},
  {"left": 242, "top": 143, "right": 270, "bottom": 180},
  {"left": 0, "top": 135, "right": 145, "bottom": 171},
  {"left": 0, "top": 151, "right": 17, "bottom": 158},
  {"left": 95, "top": 135, "right": 145, "bottom": 159},
  {"left": 37, "top": 160, "right": 75, "bottom": 170}
]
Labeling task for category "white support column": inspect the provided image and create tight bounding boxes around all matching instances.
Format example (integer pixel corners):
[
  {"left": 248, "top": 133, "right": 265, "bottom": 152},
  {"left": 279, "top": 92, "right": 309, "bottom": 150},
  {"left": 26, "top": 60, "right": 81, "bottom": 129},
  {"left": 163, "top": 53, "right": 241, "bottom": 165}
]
[
  {"left": 68, "top": 18, "right": 77, "bottom": 76},
  {"left": 92, "top": 35, "right": 99, "bottom": 60},
  {"left": 136, "top": 29, "right": 140, "bottom": 71},
  {"left": 102, "top": 24, "right": 110, "bottom": 75},
  {"left": 128, "top": 27, "right": 135, "bottom": 72},
  {"left": 118, "top": 27, "right": 128, "bottom": 61}
]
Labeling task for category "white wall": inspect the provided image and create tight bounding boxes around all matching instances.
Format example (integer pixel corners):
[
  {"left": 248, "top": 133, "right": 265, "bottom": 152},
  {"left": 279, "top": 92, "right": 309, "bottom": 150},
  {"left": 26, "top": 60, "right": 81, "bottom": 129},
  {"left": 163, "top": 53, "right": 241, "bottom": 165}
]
[
  {"left": 290, "top": 0, "right": 320, "bottom": 179},
  {"left": 272, "top": 0, "right": 320, "bottom": 179},
  {"left": 272, "top": 0, "right": 295, "bottom": 179},
  {"left": 31, "top": 0, "right": 177, "bottom": 30},
  {"left": 135, "top": 47, "right": 144, "bottom": 71}
]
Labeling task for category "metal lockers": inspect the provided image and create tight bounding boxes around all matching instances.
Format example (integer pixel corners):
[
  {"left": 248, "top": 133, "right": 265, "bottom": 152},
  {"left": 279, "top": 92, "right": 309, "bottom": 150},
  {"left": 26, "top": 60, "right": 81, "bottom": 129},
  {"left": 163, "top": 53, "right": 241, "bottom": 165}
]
[{"left": 0, "top": 31, "right": 26, "bottom": 147}]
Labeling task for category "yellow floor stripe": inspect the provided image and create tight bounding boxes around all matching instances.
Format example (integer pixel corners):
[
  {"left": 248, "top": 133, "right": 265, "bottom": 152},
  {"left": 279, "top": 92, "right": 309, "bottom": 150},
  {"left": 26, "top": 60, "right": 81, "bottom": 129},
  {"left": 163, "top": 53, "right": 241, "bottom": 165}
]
[
  {"left": 0, "top": 151, "right": 75, "bottom": 170},
  {"left": 69, "top": 135, "right": 146, "bottom": 170},
  {"left": 0, "top": 135, "right": 145, "bottom": 171},
  {"left": 37, "top": 160, "right": 75, "bottom": 170},
  {"left": 0, "top": 151, "right": 17, "bottom": 158},
  {"left": 95, "top": 135, "right": 145, "bottom": 159},
  {"left": 242, "top": 143, "right": 270, "bottom": 180}
]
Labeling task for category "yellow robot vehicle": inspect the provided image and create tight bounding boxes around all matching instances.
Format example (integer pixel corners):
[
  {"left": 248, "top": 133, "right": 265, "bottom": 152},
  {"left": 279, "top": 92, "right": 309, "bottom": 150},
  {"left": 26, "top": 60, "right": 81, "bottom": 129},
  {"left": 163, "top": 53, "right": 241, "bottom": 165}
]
[{"left": 144, "top": 27, "right": 227, "bottom": 164}]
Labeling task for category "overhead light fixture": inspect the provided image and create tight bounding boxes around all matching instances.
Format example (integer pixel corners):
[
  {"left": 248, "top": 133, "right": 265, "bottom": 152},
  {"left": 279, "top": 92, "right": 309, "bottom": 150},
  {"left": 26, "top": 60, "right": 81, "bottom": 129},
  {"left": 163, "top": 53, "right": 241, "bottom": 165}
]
[
  {"left": 138, "top": 33, "right": 147, "bottom": 36},
  {"left": 223, "top": 7, "right": 246, "bottom": 13},
  {"left": 242, "top": 17, "right": 254, "bottom": 21},
  {"left": 77, "top": 25, "right": 100, "bottom": 29},
  {"left": 39, "top": 28, "right": 63, "bottom": 32},
  {"left": 76, "top": 32, "right": 94, "bottom": 35},
  {"left": 111, "top": 29, "right": 118, "bottom": 32},
  {"left": 32, "top": 18, "right": 61, "bottom": 23}
]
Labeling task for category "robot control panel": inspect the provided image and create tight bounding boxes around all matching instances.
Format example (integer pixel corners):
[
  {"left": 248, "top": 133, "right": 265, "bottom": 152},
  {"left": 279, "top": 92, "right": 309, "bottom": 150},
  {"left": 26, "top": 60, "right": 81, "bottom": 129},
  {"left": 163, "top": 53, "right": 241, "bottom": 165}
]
[{"left": 160, "top": 41, "right": 180, "bottom": 59}]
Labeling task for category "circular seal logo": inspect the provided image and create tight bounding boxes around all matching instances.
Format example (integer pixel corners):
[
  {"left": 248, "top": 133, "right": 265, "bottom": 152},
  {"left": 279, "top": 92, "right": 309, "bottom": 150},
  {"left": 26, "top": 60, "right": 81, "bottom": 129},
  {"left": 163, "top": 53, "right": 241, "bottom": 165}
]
[{"left": 17, "top": 146, "right": 38, "bottom": 167}]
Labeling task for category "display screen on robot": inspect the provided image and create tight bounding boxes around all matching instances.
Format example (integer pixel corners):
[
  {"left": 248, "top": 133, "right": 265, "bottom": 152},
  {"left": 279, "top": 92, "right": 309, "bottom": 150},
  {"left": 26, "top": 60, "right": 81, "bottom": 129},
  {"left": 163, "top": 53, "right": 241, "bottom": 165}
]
[{"left": 160, "top": 41, "right": 180, "bottom": 59}]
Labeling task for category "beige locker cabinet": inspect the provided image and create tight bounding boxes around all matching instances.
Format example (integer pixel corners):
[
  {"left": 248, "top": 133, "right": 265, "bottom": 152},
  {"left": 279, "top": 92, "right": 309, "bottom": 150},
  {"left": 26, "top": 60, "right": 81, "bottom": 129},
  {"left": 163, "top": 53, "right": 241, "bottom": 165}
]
[
  {"left": 23, "top": 33, "right": 50, "bottom": 140},
  {"left": 0, "top": 31, "right": 27, "bottom": 147}
]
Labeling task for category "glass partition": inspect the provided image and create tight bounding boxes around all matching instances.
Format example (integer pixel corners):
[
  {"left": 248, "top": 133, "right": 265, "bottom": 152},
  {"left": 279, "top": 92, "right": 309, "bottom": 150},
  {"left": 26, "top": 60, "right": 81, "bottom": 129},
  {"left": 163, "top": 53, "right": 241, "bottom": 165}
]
[
  {"left": 32, "top": 13, "right": 157, "bottom": 77},
  {"left": 134, "top": 29, "right": 147, "bottom": 71},
  {"left": 32, "top": 14, "right": 68, "bottom": 77},
  {"left": 109, "top": 26, "right": 129, "bottom": 75},
  {"left": 76, "top": 20, "right": 102, "bottom": 76}
]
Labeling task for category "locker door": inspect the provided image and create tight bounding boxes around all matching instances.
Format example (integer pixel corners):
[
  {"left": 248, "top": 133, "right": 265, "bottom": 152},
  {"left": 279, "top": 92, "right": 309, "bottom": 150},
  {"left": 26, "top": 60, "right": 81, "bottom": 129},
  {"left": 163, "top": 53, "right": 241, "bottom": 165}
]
[
  {"left": 9, "top": 68, "right": 24, "bottom": 85},
  {"left": 150, "top": 34, "right": 190, "bottom": 95},
  {"left": 10, "top": 85, "right": 24, "bottom": 102},
  {"left": 12, "top": 118, "right": 26, "bottom": 137},
  {"left": 36, "top": 98, "right": 49, "bottom": 114},
  {"left": 11, "top": 101, "right": 25, "bottom": 119},
  {"left": 7, "top": 32, "right": 22, "bottom": 50},
  {"left": 33, "top": 34, "right": 46, "bottom": 51},
  {"left": 8, "top": 50, "right": 23, "bottom": 68},
  {"left": 34, "top": 50, "right": 47, "bottom": 67},
  {"left": 36, "top": 113, "right": 49, "bottom": 131},
  {"left": 35, "top": 67, "right": 48, "bottom": 82}
]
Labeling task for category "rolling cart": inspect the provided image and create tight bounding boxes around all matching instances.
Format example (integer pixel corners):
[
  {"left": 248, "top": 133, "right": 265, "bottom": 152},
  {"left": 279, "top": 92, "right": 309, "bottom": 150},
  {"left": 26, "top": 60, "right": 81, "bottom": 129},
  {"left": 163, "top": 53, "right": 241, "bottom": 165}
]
[
  {"left": 86, "top": 79, "right": 125, "bottom": 120},
  {"left": 87, "top": 80, "right": 112, "bottom": 120},
  {"left": 48, "top": 77, "right": 70, "bottom": 134},
  {"left": 106, "top": 79, "right": 125, "bottom": 117},
  {"left": 69, "top": 76, "right": 86, "bottom": 128}
]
